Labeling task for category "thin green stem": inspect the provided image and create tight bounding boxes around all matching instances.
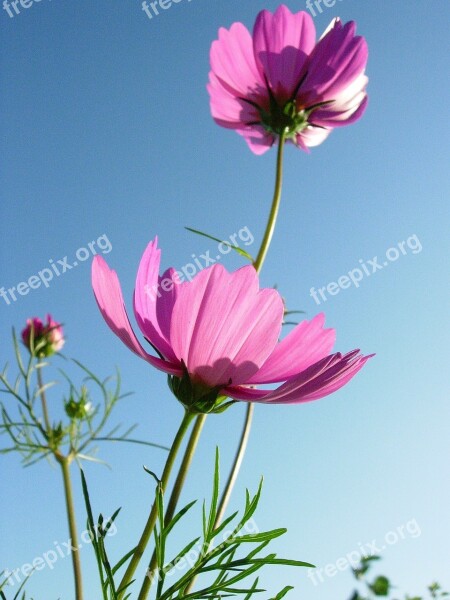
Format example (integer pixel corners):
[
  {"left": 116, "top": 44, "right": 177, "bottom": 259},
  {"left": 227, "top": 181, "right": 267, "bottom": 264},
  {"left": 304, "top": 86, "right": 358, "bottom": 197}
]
[
  {"left": 182, "top": 406, "right": 254, "bottom": 598},
  {"left": 214, "top": 402, "right": 254, "bottom": 528},
  {"left": 118, "top": 410, "right": 194, "bottom": 598},
  {"left": 57, "top": 455, "right": 84, "bottom": 600},
  {"left": 137, "top": 413, "right": 207, "bottom": 600},
  {"left": 253, "top": 129, "right": 287, "bottom": 272},
  {"left": 37, "top": 361, "right": 83, "bottom": 598},
  {"left": 180, "top": 131, "right": 288, "bottom": 596},
  {"left": 214, "top": 129, "right": 287, "bottom": 529},
  {"left": 36, "top": 364, "right": 52, "bottom": 437}
]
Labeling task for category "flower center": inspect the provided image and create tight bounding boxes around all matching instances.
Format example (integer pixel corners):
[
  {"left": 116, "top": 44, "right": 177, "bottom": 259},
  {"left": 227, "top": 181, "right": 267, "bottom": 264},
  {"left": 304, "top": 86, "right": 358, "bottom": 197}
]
[{"left": 259, "top": 99, "right": 310, "bottom": 139}]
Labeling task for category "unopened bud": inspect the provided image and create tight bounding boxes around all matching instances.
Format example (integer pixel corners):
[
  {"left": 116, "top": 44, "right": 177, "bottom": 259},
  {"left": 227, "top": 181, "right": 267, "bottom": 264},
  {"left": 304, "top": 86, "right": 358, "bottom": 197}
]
[{"left": 21, "top": 314, "right": 64, "bottom": 357}]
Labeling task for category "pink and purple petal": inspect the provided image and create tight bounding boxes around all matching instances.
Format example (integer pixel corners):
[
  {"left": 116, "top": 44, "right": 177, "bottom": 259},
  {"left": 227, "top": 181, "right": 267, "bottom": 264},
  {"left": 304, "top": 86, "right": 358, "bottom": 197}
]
[
  {"left": 133, "top": 239, "right": 178, "bottom": 362},
  {"left": 311, "top": 80, "right": 368, "bottom": 127},
  {"left": 208, "top": 22, "right": 268, "bottom": 125},
  {"left": 92, "top": 256, "right": 182, "bottom": 376},
  {"left": 296, "top": 125, "right": 332, "bottom": 149},
  {"left": 237, "top": 126, "right": 276, "bottom": 154},
  {"left": 248, "top": 313, "right": 336, "bottom": 384},
  {"left": 228, "top": 351, "right": 373, "bottom": 404},
  {"left": 300, "top": 19, "right": 368, "bottom": 106},
  {"left": 208, "top": 73, "right": 263, "bottom": 129},
  {"left": 253, "top": 5, "right": 316, "bottom": 103},
  {"left": 170, "top": 264, "right": 283, "bottom": 387}
]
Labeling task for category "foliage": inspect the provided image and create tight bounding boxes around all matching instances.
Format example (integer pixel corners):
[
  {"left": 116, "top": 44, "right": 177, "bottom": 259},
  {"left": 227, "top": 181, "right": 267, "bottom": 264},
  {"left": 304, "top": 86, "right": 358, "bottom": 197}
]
[
  {"left": 81, "top": 450, "right": 313, "bottom": 599},
  {"left": 0, "top": 330, "right": 167, "bottom": 467},
  {"left": 348, "top": 556, "right": 448, "bottom": 600}
]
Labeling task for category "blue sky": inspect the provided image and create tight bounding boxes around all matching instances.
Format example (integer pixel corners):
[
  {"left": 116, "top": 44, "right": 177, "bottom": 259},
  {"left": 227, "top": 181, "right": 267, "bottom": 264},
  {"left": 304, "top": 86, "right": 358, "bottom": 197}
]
[{"left": 1, "top": 0, "right": 449, "bottom": 598}]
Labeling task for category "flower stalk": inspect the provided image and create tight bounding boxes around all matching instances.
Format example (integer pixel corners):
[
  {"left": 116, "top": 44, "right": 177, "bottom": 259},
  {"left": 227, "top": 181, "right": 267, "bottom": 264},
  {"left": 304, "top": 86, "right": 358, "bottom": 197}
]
[
  {"left": 137, "top": 413, "right": 207, "bottom": 599},
  {"left": 253, "top": 129, "right": 287, "bottom": 272},
  {"left": 36, "top": 360, "right": 84, "bottom": 600},
  {"left": 165, "top": 130, "right": 288, "bottom": 598},
  {"left": 214, "top": 128, "right": 287, "bottom": 528},
  {"left": 117, "top": 410, "right": 195, "bottom": 598},
  {"left": 57, "top": 453, "right": 84, "bottom": 600}
]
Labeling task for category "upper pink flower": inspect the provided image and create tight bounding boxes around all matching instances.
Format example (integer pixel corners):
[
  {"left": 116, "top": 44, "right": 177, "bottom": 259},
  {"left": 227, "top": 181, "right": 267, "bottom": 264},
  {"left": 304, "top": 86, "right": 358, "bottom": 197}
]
[
  {"left": 208, "top": 5, "right": 368, "bottom": 154},
  {"left": 92, "top": 238, "right": 371, "bottom": 412},
  {"left": 21, "top": 314, "right": 65, "bottom": 357}
]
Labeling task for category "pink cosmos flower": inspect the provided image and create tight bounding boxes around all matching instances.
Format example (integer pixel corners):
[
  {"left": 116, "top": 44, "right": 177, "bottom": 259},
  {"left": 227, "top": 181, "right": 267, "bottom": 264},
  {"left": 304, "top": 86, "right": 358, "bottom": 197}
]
[
  {"left": 21, "top": 314, "right": 65, "bottom": 357},
  {"left": 92, "top": 238, "right": 371, "bottom": 412},
  {"left": 208, "top": 4, "right": 368, "bottom": 154}
]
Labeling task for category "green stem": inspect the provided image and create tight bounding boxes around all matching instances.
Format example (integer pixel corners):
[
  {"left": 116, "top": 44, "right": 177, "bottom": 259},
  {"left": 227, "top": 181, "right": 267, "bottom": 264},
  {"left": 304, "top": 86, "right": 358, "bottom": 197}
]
[
  {"left": 214, "top": 129, "right": 287, "bottom": 527},
  {"left": 253, "top": 129, "right": 287, "bottom": 272},
  {"left": 214, "top": 402, "right": 254, "bottom": 528},
  {"left": 36, "top": 363, "right": 52, "bottom": 437},
  {"left": 57, "top": 455, "right": 84, "bottom": 600},
  {"left": 36, "top": 362, "right": 82, "bottom": 596},
  {"left": 118, "top": 410, "right": 194, "bottom": 598},
  {"left": 182, "top": 130, "right": 288, "bottom": 596},
  {"left": 182, "top": 406, "right": 255, "bottom": 597},
  {"left": 137, "top": 413, "right": 207, "bottom": 600}
]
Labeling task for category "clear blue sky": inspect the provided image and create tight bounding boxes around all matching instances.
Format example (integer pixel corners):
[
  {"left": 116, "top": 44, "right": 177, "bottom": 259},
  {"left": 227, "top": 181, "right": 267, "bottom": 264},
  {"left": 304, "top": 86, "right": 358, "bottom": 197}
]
[{"left": 1, "top": 1, "right": 449, "bottom": 598}]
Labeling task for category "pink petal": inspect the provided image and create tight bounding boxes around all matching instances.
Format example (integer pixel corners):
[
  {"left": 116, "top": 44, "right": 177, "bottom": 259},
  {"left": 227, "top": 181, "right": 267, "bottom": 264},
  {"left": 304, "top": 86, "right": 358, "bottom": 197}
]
[
  {"left": 133, "top": 240, "right": 179, "bottom": 362},
  {"left": 296, "top": 125, "right": 332, "bottom": 149},
  {"left": 156, "top": 267, "right": 182, "bottom": 346},
  {"left": 92, "top": 256, "right": 182, "bottom": 376},
  {"left": 300, "top": 19, "right": 368, "bottom": 107},
  {"left": 248, "top": 313, "right": 336, "bottom": 384},
  {"left": 237, "top": 126, "right": 276, "bottom": 154},
  {"left": 208, "top": 73, "right": 262, "bottom": 129},
  {"left": 170, "top": 264, "right": 284, "bottom": 387},
  {"left": 253, "top": 5, "right": 316, "bottom": 103},
  {"left": 208, "top": 22, "right": 268, "bottom": 124},
  {"left": 313, "top": 96, "right": 368, "bottom": 128},
  {"left": 227, "top": 351, "right": 372, "bottom": 404},
  {"left": 311, "top": 74, "right": 368, "bottom": 127}
]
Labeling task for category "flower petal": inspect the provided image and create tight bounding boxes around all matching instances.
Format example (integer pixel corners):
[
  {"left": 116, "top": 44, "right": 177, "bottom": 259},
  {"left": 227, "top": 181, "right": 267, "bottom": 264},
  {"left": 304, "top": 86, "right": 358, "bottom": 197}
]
[
  {"left": 296, "top": 124, "right": 332, "bottom": 149},
  {"left": 170, "top": 264, "right": 284, "bottom": 387},
  {"left": 211, "top": 23, "right": 266, "bottom": 94},
  {"left": 156, "top": 267, "right": 182, "bottom": 346},
  {"left": 248, "top": 313, "right": 336, "bottom": 384},
  {"left": 92, "top": 256, "right": 182, "bottom": 376},
  {"left": 237, "top": 125, "right": 276, "bottom": 154},
  {"left": 227, "top": 351, "right": 372, "bottom": 404},
  {"left": 300, "top": 19, "right": 368, "bottom": 106},
  {"left": 208, "top": 78, "right": 258, "bottom": 130},
  {"left": 133, "top": 239, "right": 179, "bottom": 362},
  {"left": 253, "top": 5, "right": 316, "bottom": 102},
  {"left": 311, "top": 74, "right": 368, "bottom": 127}
]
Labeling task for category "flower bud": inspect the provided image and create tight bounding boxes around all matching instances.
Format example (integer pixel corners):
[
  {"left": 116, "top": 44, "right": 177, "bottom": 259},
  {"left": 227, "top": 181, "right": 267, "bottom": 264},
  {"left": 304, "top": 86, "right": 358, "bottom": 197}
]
[
  {"left": 21, "top": 314, "right": 64, "bottom": 357},
  {"left": 65, "top": 386, "right": 92, "bottom": 420}
]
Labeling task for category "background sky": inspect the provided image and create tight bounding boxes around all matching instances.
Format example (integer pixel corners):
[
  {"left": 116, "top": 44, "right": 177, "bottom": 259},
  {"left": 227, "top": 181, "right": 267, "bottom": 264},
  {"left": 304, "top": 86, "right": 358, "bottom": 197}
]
[{"left": 1, "top": 0, "right": 449, "bottom": 598}]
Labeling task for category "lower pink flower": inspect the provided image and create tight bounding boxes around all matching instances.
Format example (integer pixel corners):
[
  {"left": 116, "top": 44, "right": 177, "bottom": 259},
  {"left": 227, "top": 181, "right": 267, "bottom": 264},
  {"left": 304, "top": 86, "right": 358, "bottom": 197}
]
[{"left": 92, "top": 238, "right": 372, "bottom": 411}]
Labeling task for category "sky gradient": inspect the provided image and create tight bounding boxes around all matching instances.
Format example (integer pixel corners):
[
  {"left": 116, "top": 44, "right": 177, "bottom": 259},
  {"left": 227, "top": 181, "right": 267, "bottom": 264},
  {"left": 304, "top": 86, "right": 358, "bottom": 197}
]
[{"left": 1, "top": 1, "right": 449, "bottom": 598}]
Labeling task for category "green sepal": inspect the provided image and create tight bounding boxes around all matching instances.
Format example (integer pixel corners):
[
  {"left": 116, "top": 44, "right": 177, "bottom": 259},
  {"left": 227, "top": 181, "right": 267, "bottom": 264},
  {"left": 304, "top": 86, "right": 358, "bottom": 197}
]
[{"left": 167, "top": 366, "right": 234, "bottom": 415}]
